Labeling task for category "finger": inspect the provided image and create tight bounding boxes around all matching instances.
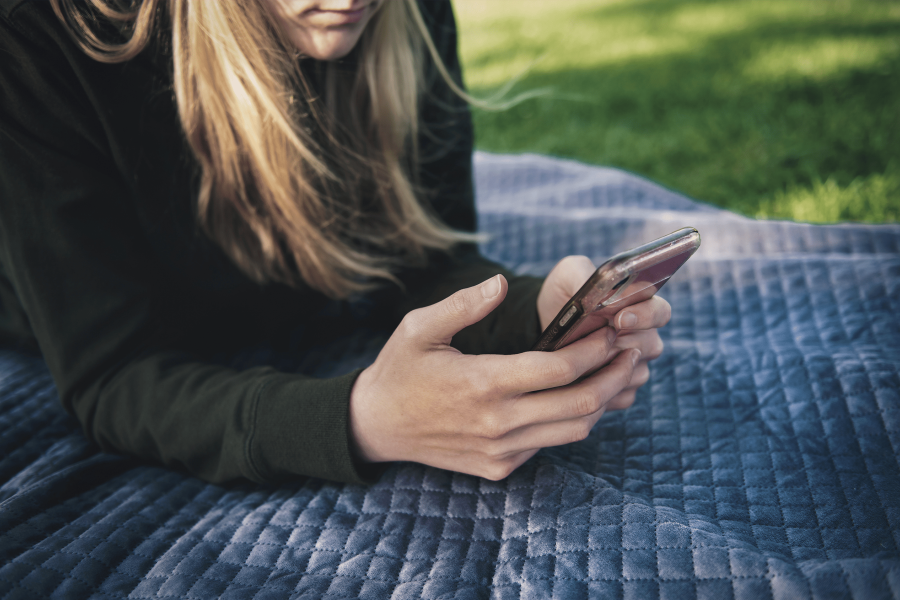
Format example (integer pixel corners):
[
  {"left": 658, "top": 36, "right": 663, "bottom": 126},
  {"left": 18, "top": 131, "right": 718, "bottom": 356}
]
[
  {"left": 496, "top": 348, "right": 641, "bottom": 434},
  {"left": 476, "top": 325, "right": 618, "bottom": 396},
  {"left": 481, "top": 401, "right": 608, "bottom": 459},
  {"left": 476, "top": 449, "right": 540, "bottom": 481},
  {"left": 549, "top": 255, "right": 596, "bottom": 293},
  {"left": 625, "top": 360, "right": 650, "bottom": 390},
  {"left": 614, "top": 295, "right": 672, "bottom": 331},
  {"left": 606, "top": 388, "right": 638, "bottom": 411},
  {"left": 401, "top": 274, "right": 508, "bottom": 346},
  {"left": 606, "top": 361, "right": 650, "bottom": 411},
  {"left": 538, "top": 256, "right": 598, "bottom": 331},
  {"left": 614, "top": 329, "right": 665, "bottom": 361}
]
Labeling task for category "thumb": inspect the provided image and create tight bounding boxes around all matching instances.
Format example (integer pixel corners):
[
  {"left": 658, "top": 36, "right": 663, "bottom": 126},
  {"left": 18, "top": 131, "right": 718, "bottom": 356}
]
[{"left": 409, "top": 274, "right": 508, "bottom": 346}]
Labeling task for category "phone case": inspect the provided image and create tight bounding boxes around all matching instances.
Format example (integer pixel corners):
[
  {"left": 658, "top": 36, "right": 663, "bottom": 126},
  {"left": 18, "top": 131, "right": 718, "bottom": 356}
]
[{"left": 532, "top": 227, "right": 701, "bottom": 352}]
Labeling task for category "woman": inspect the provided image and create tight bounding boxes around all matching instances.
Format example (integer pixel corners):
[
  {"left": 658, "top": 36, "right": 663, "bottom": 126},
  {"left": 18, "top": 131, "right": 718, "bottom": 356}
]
[{"left": 0, "top": 0, "right": 669, "bottom": 484}]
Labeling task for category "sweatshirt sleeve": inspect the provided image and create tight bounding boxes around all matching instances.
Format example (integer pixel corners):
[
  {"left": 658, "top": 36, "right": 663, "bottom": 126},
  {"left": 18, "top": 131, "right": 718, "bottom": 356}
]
[
  {"left": 0, "top": 0, "right": 544, "bottom": 488},
  {"left": 0, "top": 3, "right": 375, "bottom": 485},
  {"left": 397, "top": 0, "right": 545, "bottom": 355}
]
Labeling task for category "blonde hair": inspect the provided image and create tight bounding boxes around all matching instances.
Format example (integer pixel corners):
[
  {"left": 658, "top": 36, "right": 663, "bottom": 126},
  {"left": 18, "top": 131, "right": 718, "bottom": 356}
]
[{"left": 51, "top": 0, "right": 477, "bottom": 298}]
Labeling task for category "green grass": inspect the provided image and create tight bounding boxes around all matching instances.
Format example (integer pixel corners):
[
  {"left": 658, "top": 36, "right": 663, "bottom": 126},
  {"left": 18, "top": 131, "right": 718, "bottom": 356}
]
[{"left": 454, "top": 0, "right": 900, "bottom": 223}]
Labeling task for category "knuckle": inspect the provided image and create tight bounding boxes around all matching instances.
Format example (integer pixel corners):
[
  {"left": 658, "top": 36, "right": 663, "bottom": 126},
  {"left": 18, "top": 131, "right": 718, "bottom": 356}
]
[
  {"left": 573, "top": 387, "right": 601, "bottom": 417},
  {"left": 477, "top": 411, "right": 508, "bottom": 440},
  {"left": 444, "top": 290, "right": 472, "bottom": 318},
  {"left": 399, "top": 310, "right": 424, "bottom": 338},
  {"left": 467, "top": 369, "right": 504, "bottom": 400},
  {"left": 485, "top": 439, "right": 511, "bottom": 461},
  {"left": 483, "top": 461, "right": 514, "bottom": 481},
  {"left": 598, "top": 332, "right": 617, "bottom": 357},
  {"left": 568, "top": 419, "right": 594, "bottom": 444},
  {"left": 542, "top": 357, "right": 578, "bottom": 386}
]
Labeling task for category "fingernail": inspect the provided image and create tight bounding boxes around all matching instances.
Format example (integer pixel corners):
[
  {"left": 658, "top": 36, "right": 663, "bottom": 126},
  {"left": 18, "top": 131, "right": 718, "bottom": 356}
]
[
  {"left": 631, "top": 349, "right": 642, "bottom": 366},
  {"left": 606, "top": 327, "right": 617, "bottom": 345},
  {"left": 481, "top": 275, "right": 501, "bottom": 299},
  {"left": 619, "top": 312, "right": 637, "bottom": 329}
]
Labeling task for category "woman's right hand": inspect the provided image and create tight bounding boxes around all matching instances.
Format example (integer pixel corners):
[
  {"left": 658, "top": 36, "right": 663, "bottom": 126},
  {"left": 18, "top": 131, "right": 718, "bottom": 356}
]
[{"left": 348, "top": 274, "right": 642, "bottom": 481}]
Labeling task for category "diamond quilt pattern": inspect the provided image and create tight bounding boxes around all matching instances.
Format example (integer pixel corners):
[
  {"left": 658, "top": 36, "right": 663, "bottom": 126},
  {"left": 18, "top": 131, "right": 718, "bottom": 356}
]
[{"left": 1, "top": 152, "right": 899, "bottom": 599}]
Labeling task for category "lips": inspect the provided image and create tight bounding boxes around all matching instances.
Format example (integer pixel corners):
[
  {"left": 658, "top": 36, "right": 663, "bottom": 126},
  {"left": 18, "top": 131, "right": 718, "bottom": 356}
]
[{"left": 306, "top": 2, "right": 373, "bottom": 26}]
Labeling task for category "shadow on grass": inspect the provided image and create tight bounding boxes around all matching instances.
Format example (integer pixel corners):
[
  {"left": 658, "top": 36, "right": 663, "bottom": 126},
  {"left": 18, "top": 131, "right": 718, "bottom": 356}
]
[{"left": 465, "top": 1, "right": 900, "bottom": 222}]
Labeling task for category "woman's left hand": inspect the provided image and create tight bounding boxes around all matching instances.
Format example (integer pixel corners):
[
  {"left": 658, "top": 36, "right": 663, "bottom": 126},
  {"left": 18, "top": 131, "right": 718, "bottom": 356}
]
[{"left": 536, "top": 255, "right": 672, "bottom": 410}]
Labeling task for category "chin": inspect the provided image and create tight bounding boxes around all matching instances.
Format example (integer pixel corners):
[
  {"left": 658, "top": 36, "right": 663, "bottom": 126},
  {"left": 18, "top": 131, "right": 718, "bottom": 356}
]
[
  {"left": 314, "top": 44, "right": 358, "bottom": 61},
  {"left": 302, "top": 28, "right": 366, "bottom": 61}
]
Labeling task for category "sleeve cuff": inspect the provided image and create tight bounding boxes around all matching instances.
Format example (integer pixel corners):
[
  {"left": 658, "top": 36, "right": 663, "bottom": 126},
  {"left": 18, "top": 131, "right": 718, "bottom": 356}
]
[{"left": 248, "top": 370, "right": 387, "bottom": 485}]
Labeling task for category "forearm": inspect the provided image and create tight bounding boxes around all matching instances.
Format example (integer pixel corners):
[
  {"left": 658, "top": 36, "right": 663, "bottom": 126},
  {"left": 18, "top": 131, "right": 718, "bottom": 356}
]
[{"left": 74, "top": 349, "right": 377, "bottom": 484}]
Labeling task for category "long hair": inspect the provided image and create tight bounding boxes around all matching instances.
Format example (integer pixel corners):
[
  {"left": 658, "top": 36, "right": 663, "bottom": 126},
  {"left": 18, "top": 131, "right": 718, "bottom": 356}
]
[{"left": 51, "top": 0, "right": 477, "bottom": 298}]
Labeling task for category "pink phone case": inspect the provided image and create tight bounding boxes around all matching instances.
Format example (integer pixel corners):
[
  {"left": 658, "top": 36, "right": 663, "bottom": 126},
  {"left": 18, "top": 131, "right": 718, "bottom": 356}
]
[{"left": 532, "top": 227, "right": 701, "bottom": 352}]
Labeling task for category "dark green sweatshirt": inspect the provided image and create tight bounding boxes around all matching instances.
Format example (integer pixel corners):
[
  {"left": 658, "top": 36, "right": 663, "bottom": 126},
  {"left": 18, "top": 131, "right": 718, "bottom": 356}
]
[{"left": 0, "top": 0, "right": 543, "bottom": 484}]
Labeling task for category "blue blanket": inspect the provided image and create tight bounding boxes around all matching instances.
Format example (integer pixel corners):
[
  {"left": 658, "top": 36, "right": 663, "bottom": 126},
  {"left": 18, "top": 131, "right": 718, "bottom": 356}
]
[{"left": 1, "top": 153, "right": 899, "bottom": 599}]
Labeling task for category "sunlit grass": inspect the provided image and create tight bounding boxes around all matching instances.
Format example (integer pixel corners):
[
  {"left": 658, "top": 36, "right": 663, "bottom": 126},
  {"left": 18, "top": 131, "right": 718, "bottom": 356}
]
[
  {"left": 455, "top": 0, "right": 900, "bottom": 223},
  {"left": 745, "top": 37, "right": 900, "bottom": 82},
  {"left": 757, "top": 171, "right": 900, "bottom": 223}
]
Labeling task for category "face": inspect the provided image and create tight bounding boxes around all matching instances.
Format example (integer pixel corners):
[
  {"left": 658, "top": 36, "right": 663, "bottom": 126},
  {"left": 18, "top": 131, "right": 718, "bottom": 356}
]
[{"left": 262, "top": 0, "right": 385, "bottom": 61}]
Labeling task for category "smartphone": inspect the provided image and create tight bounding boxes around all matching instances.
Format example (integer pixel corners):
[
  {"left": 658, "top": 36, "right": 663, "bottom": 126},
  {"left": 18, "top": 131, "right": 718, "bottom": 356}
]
[{"left": 532, "top": 227, "right": 701, "bottom": 352}]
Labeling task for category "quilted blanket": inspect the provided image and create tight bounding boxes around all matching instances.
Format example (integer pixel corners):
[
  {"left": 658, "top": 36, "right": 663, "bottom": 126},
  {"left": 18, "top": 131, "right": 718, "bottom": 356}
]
[{"left": 1, "top": 152, "right": 899, "bottom": 599}]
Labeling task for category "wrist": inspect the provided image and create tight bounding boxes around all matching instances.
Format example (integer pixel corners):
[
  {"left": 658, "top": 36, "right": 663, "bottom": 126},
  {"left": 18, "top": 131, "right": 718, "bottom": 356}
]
[{"left": 348, "top": 366, "right": 386, "bottom": 464}]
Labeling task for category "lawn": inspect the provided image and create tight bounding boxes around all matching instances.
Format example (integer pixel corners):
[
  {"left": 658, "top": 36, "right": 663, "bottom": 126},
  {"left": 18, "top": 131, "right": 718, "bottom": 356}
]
[{"left": 454, "top": 0, "right": 900, "bottom": 223}]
